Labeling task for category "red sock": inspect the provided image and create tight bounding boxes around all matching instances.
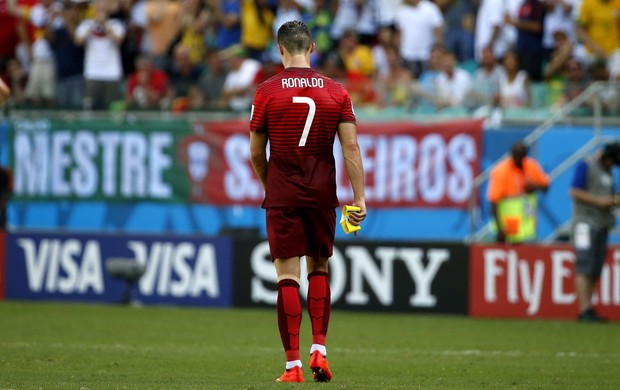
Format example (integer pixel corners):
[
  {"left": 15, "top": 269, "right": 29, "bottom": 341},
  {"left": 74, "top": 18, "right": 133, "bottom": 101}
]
[
  {"left": 307, "top": 271, "right": 331, "bottom": 346},
  {"left": 277, "top": 279, "right": 302, "bottom": 362}
]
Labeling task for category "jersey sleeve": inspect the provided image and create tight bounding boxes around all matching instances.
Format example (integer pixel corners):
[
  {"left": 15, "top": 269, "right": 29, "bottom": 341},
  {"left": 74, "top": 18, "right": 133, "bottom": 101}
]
[
  {"left": 250, "top": 87, "right": 267, "bottom": 133},
  {"left": 571, "top": 160, "right": 588, "bottom": 189},
  {"left": 339, "top": 86, "right": 356, "bottom": 124}
]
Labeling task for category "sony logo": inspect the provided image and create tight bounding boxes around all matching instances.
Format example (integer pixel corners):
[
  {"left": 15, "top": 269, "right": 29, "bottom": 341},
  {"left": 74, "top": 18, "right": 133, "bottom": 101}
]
[{"left": 250, "top": 242, "right": 451, "bottom": 308}]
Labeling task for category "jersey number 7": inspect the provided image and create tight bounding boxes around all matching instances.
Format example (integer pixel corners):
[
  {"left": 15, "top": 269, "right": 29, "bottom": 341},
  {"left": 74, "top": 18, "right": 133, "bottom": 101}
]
[{"left": 293, "top": 96, "right": 316, "bottom": 147}]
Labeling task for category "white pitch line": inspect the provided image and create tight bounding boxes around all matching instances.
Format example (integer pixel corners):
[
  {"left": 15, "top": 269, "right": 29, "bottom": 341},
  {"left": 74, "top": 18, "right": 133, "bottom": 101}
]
[{"left": 1, "top": 342, "right": 617, "bottom": 359}]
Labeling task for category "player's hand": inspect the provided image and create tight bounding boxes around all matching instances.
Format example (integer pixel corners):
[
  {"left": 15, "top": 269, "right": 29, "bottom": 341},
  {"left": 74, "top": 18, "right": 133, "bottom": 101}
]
[{"left": 349, "top": 201, "right": 367, "bottom": 237}]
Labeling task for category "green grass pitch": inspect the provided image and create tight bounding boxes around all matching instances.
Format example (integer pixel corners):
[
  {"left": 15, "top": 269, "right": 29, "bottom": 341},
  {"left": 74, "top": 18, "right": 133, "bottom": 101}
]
[{"left": 1, "top": 301, "right": 619, "bottom": 389}]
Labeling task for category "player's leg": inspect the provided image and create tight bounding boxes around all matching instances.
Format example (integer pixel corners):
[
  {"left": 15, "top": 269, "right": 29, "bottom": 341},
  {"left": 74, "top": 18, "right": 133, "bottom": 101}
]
[
  {"left": 274, "top": 257, "right": 304, "bottom": 382},
  {"left": 306, "top": 255, "right": 333, "bottom": 382},
  {"left": 304, "top": 208, "right": 336, "bottom": 382},
  {"left": 266, "top": 208, "right": 306, "bottom": 382}
]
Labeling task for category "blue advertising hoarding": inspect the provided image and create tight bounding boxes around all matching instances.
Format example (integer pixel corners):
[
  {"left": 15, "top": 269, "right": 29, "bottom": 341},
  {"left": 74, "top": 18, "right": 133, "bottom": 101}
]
[{"left": 5, "top": 231, "right": 233, "bottom": 307}]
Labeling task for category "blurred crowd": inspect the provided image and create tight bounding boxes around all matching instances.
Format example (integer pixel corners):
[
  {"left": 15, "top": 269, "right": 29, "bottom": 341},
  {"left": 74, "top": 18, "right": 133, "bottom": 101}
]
[{"left": 0, "top": 0, "right": 619, "bottom": 115}]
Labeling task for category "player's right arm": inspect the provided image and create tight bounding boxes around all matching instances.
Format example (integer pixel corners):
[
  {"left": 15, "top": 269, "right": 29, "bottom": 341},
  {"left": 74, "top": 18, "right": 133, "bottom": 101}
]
[
  {"left": 338, "top": 122, "right": 366, "bottom": 225},
  {"left": 250, "top": 131, "right": 268, "bottom": 190}
]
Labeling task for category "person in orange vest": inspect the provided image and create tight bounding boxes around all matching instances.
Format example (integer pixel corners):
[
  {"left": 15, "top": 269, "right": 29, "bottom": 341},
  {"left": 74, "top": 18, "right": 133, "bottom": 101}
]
[{"left": 487, "top": 141, "right": 550, "bottom": 243}]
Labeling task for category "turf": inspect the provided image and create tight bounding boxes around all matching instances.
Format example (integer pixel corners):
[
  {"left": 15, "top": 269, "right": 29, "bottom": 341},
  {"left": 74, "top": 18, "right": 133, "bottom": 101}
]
[{"left": 0, "top": 301, "right": 618, "bottom": 389}]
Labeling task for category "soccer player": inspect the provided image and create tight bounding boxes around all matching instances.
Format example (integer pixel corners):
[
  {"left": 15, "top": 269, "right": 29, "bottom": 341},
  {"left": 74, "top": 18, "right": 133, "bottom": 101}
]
[{"left": 249, "top": 20, "right": 367, "bottom": 383}]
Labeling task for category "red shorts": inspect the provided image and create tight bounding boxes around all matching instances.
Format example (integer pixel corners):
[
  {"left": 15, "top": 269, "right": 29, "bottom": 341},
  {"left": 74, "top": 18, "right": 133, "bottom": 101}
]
[{"left": 266, "top": 207, "right": 336, "bottom": 261}]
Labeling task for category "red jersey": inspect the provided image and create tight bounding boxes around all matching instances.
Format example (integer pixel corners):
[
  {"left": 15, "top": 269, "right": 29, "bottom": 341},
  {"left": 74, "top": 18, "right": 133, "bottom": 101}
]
[{"left": 250, "top": 67, "right": 356, "bottom": 208}]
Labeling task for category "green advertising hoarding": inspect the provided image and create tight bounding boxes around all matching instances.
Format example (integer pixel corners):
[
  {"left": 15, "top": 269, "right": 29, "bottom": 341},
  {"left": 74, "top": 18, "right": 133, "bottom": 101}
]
[{"left": 11, "top": 118, "right": 192, "bottom": 202}]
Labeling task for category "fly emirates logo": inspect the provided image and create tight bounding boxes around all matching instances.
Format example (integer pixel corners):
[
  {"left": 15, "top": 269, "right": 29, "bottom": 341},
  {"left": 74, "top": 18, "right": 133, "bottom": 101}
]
[
  {"left": 281, "top": 77, "right": 324, "bottom": 88},
  {"left": 479, "top": 248, "right": 620, "bottom": 316}
]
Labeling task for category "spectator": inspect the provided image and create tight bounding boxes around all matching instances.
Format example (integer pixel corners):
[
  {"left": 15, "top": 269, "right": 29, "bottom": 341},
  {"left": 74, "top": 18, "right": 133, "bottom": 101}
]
[
  {"left": 240, "top": 0, "right": 274, "bottom": 61},
  {"left": 125, "top": 55, "right": 168, "bottom": 109},
  {"left": 543, "top": 27, "right": 575, "bottom": 81},
  {"left": 0, "top": 0, "right": 20, "bottom": 62},
  {"left": 468, "top": 46, "right": 503, "bottom": 110},
  {"left": 270, "top": 0, "right": 307, "bottom": 62},
  {"left": 575, "top": 0, "right": 620, "bottom": 78},
  {"left": 75, "top": 0, "right": 126, "bottom": 110},
  {"left": 319, "top": 50, "right": 346, "bottom": 82},
  {"left": 587, "top": 58, "right": 620, "bottom": 115},
  {"left": 498, "top": 51, "right": 531, "bottom": 108},
  {"left": 487, "top": 141, "right": 550, "bottom": 243},
  {"left": 374, "top": 45, "right": 412, "bottom": 107},
  {"left": 356, "top": 0, "right": 379, "bottom": 45},
  {"left": 49, "top": 1, "right": 85, "bottom": 109},
  {"left": 436, "top": 0, "right": 476, "bottom": 63},
  {"left": 174, "top": 0, "right": 210, "bottom": 65},
  {"left": 372, "top": 25, "right": 396, "bottom": 78},
  {"left": 502, "top": 0, "right": 524, "bottom": 53},
  {"left": 433, "top": 49, "right": 473, "bottom": 109},
  {"left": 145, "top": 0, "right": 182, "bottom": 71},
  {"left": 395, "top": 0, "right": 444, "bottom": 79},
  {"left": 220, "top": 43, "right": 261, "bottom": 111},
  {"left": 4, "top": 58, "right": 26, "bottom": 106},
  {"left": 376, "top": 0, "right": 402, "bottom": 28},
  {"left": 329, "top": 0, "right": 360, "bottom": 42},
  {"left": 106, "top": 0, "right": 137, "bottom": 75},
  {"left": 505, "top": 0, "right": 546, "bottom": 82},
  {"left": 412, "top": 44, "right": 446, "bottom": 109},
  {"left": 339, "top": 29, "right": 375, "bottom": 79},
  {"left": 561, "top": 57, "right": 590, "bottom": 104},
  {"left": 128, "top": 0, "right": 150, "bottom": 57},
  {"left": 306, "top": 0, "right": 333, "bottom": 66},
  {"left": 475, "top": 0, "right": 508, "bottom": 62},
  {"left": 543, "top": 0, "right": 577, "bottom": 59},
  {"left": 570, "top": 142, "right": 620, "bottom": 322},
  {"left": 198, "top": 49, "right": 229, "bottom": 109},
  {"left": 9, "top": 0, "right": 59, "bottom": 107},
  {"left": 206, "top": 0, "right": 241, "bottom": 51},
  {"left": 167, "top": 43, "right": 202, "bottom": 106}
]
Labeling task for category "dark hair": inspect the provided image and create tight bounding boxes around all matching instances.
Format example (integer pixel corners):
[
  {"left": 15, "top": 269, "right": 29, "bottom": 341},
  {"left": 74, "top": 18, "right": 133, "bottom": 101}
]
[
  {"left": 277, "top": 20, "right": 312, "bottom": 55},
  {"left": 602, "top": 142, "right": 620, "bottom": 165}
]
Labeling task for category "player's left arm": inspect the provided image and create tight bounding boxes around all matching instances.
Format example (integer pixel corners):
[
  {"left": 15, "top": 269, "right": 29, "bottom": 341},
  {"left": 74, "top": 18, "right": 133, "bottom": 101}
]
[
  {"left": 249, "top": 131, "right": 268, "bottom": 190},
  {"left": 338, "top": 122, "right": 366, "bottom": 226}
]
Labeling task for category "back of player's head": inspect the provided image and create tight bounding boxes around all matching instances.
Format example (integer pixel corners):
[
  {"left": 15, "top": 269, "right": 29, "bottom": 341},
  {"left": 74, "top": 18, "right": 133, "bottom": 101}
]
[{"left": 277, "top": 20, "right": 312, "bottom": 55}]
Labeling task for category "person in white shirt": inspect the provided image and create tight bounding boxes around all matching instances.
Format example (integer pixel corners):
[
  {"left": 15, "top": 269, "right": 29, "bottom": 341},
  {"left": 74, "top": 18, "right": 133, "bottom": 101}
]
[
  {"left": 75, "top": 0, "right": 126, "bottom": 110},
  {"left": 542, "top": 0, "right": 576, "bottom": 56},
  {"left": 220, "top": 44, "right": 261, "bottom": 112},
  {"left": 499, "top": 51, "right": 530, "bottom": 108},
  {"left": 433, "top": 50, "right": 473, "bottom": 108},
  {"left": 395, "top": 0, "right": 444, "bottom": 78},
  {"left": 8, "top": 0, "right": 59, "bottom": 106},
  {"left": 475, "top": 0, "right": 508, "bottom": 62},
  {"left": 469, "top": 46, "right": 504, "bottom": 109}
]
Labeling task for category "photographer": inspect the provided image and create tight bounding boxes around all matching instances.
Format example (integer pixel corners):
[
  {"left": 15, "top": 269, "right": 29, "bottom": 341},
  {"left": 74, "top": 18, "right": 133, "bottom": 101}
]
[
  {"left": 74, "top": 0, "right": 126, "bottom": 110},
  {"left": 569, "top": 141, "right": 620, "bottom": 322}
]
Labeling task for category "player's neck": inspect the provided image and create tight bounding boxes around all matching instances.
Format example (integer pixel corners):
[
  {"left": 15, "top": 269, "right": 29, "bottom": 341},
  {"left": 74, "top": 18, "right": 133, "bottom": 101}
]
[{"left": 284, "top": 54, "right": 311, "bottom": 69}]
